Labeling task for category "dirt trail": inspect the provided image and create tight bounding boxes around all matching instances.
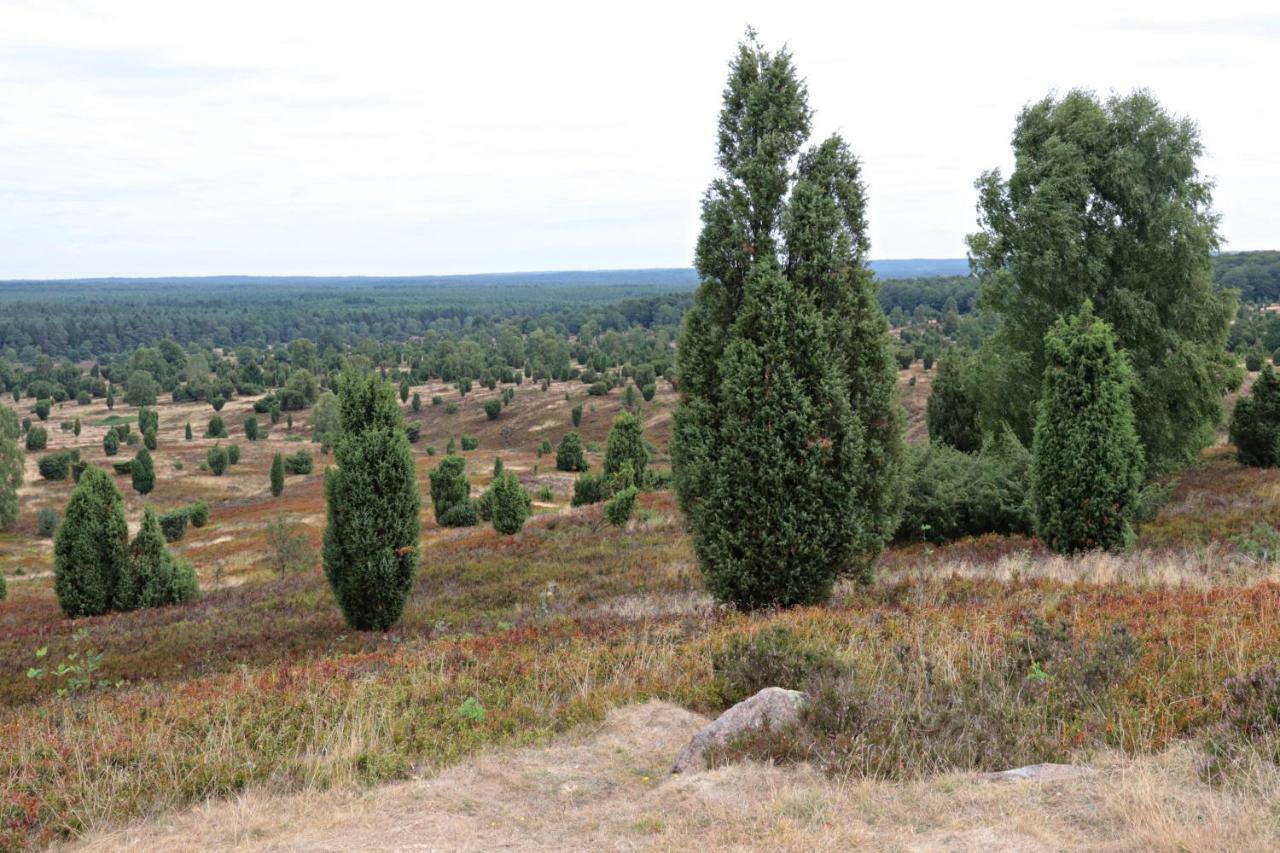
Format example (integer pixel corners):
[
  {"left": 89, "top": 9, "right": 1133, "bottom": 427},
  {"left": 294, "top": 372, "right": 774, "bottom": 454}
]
[{"left": 72, "top": 701, "right": 1280, "bottom": 852}]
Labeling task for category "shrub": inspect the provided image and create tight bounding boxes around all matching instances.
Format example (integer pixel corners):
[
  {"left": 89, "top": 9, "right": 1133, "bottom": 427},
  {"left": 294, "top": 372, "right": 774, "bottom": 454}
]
[
  {"left": 128, "top": 506, "right": 198, "bottom": 608},
  {"left": 587, "top": 381, "right": 609, "bottom": 397},
  {"left": 270, "top": 453, "right": 284, "bottom": 497},
  {"left": 26, "top": 426, "right": 48, "bottom": 451},
  {"left": 571, "top": 472, "right": 610, "bottom": 507},
  {"left": 266, "top": 516, "right": 313, "bottom": 575},
  {"left": 460, "top": 435, "right": 478, "bottom": 451},
  {"left": 34, "top": 399, "right": 51, "bottom": 421},
  {"left": 404, "top": 424, "right": 421, "bottom": 443},
  {"left": 537, "top": 484, "right": 554, "bottom": 502},
  {"left": 571, "top": 405, "right": 582, "bottom": 427},
  {"left": 489, "top": 464, "right": 531, "bottom": 535},
  {"left": 926, "top": 353, "right": 983, "bottom": 454},
  {"left": 896, "top": 428, "right": 1032, "bottom": 543},
  {"left": 112, "top": 460, "right": 134, "bottom": 475},
  {"left": 185, "top": 422, "right": 193, "bottom": 440},
  {"left": 138, "top": 406, "right": 158, "bottom": 435},
  {"left": 1031, "top": 304, "right": 1143, "bottom": 553},
  {"left": 37, "top": 507, "right": 59, "bottom": 537},
  {"left": 603, "top": 412, "right": 647, "bottom": 488},
  {"left": 38, "top": 452, "right": 73, "bottom": 481},
  {"left": 0, "top": 571, "right": 5, "bottom": 601},
  {"left": 159, "top": 509, "right": 189, "bottom": 542},
  {"left": 1229, "top": 363, "right": 1280, "bottom": 468},
  {"left": 431, "top": 395, "right": 443, "bottom": 406},
  {"left": 411, "top": 392, "right": 421, "bottom": 412},
  {"left": 283, "top": 450, "right": 313, "bottom": 474},
  {"left": 438, "top": 500, "right": 478, "bottom": 528},
  {"left": 641, "top": 383, "right": 656, "bottom": 402},
  {"left": 207, "top": 445, "right": 228, "bottom": 476},
  {"left": 484, "top": 399, "right": 503, "bottom": 420},
  {"left": 1246, "top": 350, "right": 1264, "bottom": 372},
  {"left": 603, "top": 485, "right": 638, "bottom": 527},
  {"left": 322, "top": 371, "right": 421, "bottom": 631},
  {"left": 53, "top": 467, "right": 129, "bottom": 617},
  {"left": 131, "top": 448, "right": 155, "bottom": 495},
  {"left": 444, "top": 402, "right": 459, "bottom": 415},
  {"left": 143, "top": 427, "right": 156, "bottom": 451},
  {"left": 102, "top": 428, "right": 119, "bottom": 456},
  {"left": 555, "top": 431, "right": 587, "bottom": 472},
  {"left": 711, "top": 627, "right": 848, "bottom": 707},
  {"left": 206, "top": 416, "right": 227, "bottom": 438},
  {"left": 244, "top": 417, "right": 259, "bottom": 441},
  {"left": 226, "top": 443, "right": 240, "bottom": 465},
  {"left": 211, "top": 395, "right": 226, "bottom": 412},
  {"left": 430, "top": 454, "right": 473, "bottom": 526},
  {"left": 537, "top": 439, "right": 553, "bottom": 457},
  {"left": 188, "top": 500, "right": 209, "bottom": 528}
]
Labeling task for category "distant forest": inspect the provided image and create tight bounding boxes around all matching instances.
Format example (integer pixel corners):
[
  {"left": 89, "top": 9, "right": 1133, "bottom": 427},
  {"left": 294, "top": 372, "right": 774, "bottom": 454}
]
[{"left": 0, "top": 253, "right": 1273, "bottom": 361}]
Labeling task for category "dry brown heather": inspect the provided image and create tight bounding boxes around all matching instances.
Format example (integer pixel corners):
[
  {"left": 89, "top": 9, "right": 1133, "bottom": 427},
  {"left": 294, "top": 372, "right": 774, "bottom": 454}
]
[{"left": 3, "top": 370, "right": 1280, "bottom": 849}]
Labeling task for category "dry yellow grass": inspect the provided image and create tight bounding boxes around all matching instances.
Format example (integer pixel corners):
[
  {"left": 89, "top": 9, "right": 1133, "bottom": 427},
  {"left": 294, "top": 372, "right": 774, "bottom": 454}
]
[{"left": 71, "top": 701, "right": 1280, "bottom": 853}]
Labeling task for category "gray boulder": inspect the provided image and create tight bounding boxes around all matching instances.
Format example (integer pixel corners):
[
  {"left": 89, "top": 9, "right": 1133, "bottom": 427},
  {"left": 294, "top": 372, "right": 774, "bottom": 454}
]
[{"left": 671, "top": 687, "right": 807, "bottom": 774}]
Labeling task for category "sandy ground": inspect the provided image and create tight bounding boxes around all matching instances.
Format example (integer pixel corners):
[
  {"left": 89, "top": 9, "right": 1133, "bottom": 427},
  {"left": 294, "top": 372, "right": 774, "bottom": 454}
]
[{"left": 72, "top": 701, "right": 1280, "bottom": 852}]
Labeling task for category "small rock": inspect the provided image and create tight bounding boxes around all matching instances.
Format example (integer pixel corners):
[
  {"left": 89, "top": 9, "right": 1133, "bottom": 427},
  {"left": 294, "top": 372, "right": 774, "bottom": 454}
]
[
  {"left": 983, "top": 763, "right": 1093, "bottom": 783},
  {"left": 671, "top": 687, "right": 807, "bottom": 774}
]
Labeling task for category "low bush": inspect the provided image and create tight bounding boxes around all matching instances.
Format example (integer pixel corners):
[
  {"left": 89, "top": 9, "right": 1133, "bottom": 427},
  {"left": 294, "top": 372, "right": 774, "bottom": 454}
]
[
  {"left": 158, "top": 509, "right": 189, "bottom": 543},
  {"left": 188, "top": 500, "right": 209, "bottom": 528},
  {"left": 36, "top": 508, "right": 59, "bottom": 537},
  {"left": 895, "top": 429, "right": 1032, "bottom": 543},
  {"left": 38, "top": 452, "right": 74, "bottom": 481},
  {"left": 460, "top": 435, "right": 479, "bottom": 451},
  {"left": 283, "top": 450, "right": 313, "bottom": 475}
]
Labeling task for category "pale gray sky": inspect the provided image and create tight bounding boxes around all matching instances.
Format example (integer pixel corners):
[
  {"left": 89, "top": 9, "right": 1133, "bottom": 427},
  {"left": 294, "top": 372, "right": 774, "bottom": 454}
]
[{"left": 0, "top": 0, "right": 1276, "bottom": 278}]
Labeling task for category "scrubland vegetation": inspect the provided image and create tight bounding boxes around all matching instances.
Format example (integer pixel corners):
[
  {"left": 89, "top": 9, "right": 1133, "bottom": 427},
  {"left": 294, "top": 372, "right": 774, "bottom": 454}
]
[{"left": 4, "top": 31, "right": 1280, "bottom": 853}]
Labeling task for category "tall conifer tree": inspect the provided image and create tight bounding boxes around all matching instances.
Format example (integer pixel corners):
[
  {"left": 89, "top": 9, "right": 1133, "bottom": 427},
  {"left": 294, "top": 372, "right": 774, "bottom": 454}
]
[
  {"left": 322, "top": 371, "right": 421, "bottom": 630},
  {"left": 672, "top": 33, "right": 902, "bottom": 609}
]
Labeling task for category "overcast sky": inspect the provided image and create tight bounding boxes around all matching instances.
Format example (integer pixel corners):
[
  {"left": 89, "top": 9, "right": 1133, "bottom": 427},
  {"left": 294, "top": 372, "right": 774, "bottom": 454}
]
[{"left": 0, "top": 0, "right": 1276, "bottom": 278}]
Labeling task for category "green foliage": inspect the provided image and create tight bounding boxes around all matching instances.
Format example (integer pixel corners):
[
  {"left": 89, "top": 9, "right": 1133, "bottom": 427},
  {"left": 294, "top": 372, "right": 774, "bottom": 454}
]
[
  {"left": 537, "top": 439, "right": 552, "bottom": 457},
  {"left": 1030, "top": 305, "right": 1143, "bottom": 553},
  {"left": 38, "top": 451, "right": 74, "bottom": 481},
  {"left": 460, "top": 435, "right": 478, "bottom": 451},
  {"left": 602, "top": 412, "right": 647, "bottom": 488},
  {"left": 270, "top": 453, "right": 285, "bottom": 497},
  {"left": 111, "top": 460, "right": 134, "bottom": 475},
  {"left": 555, "top": 431, "right": 587, "bottom": 472},
  {"left": 226, "top": 443, "right": 240, "bottom": 465},
  {"left": 1201, "top": 663, "right": 1280, "bottom": 784},
  {"left": 36, "top": 507, "right": 59, "bottom": 537},
  {"left": 25, "top": 425, "right": 47, "bottom": 451},
  {"left": 53, "top": 467, "right": 130, "bottom": 617},
  {"left": 103, "top": 427, "right": 119, "bottom": 456},
  {"left": 322, "top": 371, "right": 421, "bottom": 631},
  {"left": 0, "top": 408, "right": 20, "bottom": 529},
  {"left": 188, "top": 500, "right": 209, "bottom": 528},
  {"left": 158, "top": 509, "right": 189, "bottom": 542},
  {"left": 1229, "top": 364, "right": 1280, "bottom": 467},
  {"left": 926, "top": 352, "right": 983, "bottom": 453},
  {"left": 896, "top": 428, "right": 1032, "bottom": 542},
  {"left": 143, "top": 426, "right": 156, "bottom": 451},
  {"left": 310, "top": 391, "right": 341, "bottom": 451},
  {"left": 571, "top": 404, "right": 582, "bottom": 427},
  {"left": 411, "top": 392, "right": 421, "bottom": 412},
  {"left": 266, "top": 516, "right": 313, "bottom": 575},
  {"left": 33, "top": 399, "right": 50, "bottom": 421},
  {"left": 484, "top": 398, "right": 502, "bottom": 420},
  {"left": 430, "top": 454, "right": 474, "bottom": 526},
  {"left": 206, "top": 444, "right": 228, "bottom": 476},
  {"left": 968, "top": 89, "right": 1235, "bottom": 477},
  {"left": 711, "top": 627, "right": 847, "bottom": 707},
  {"left": 245, "top": 417, "right": 259, "bottom": 441},
  {"left": 571, "top": 472, "right": 609, "bottom": 507},
  {"left": 671, "top": 35, "right": 902, "bottom": 610},
  {"left": 206, "top": 415, "right": 227, "bottom": 438},
  {"left": 128, "top": 506, "right": 198, "bottom": 608},
  {"left": 184, "top": 422, "right": 193, "bottom": 440},
  {"left": 489, "top": 466, "right": 531, "bottom": 535},
  {"left": 124, "top": 371, "right": 158, "bottom": 406},
  {"left": 603, "top": 485, "right": 638, "bottom": 527},
  {"left": 131, "top": 448, "right": 155, "bottom": 495},
  {"left": 0, "top": 571, "right": 5, "bottom": 602},
  {"left": 283, "top": 449, "right": 313, "bottom": 475},
  {"left": 138, "top": 406, "right": 158, "bottom": 435}
]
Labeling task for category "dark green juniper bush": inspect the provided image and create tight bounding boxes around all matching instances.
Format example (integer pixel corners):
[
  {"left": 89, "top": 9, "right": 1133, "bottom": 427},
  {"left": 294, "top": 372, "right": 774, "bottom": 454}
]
[
  {"left": 323, "top": 370, "right": 421, "bottom": 631},
  {"left": 671, "top": 32, "right": 902, "bottom": 609}
]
